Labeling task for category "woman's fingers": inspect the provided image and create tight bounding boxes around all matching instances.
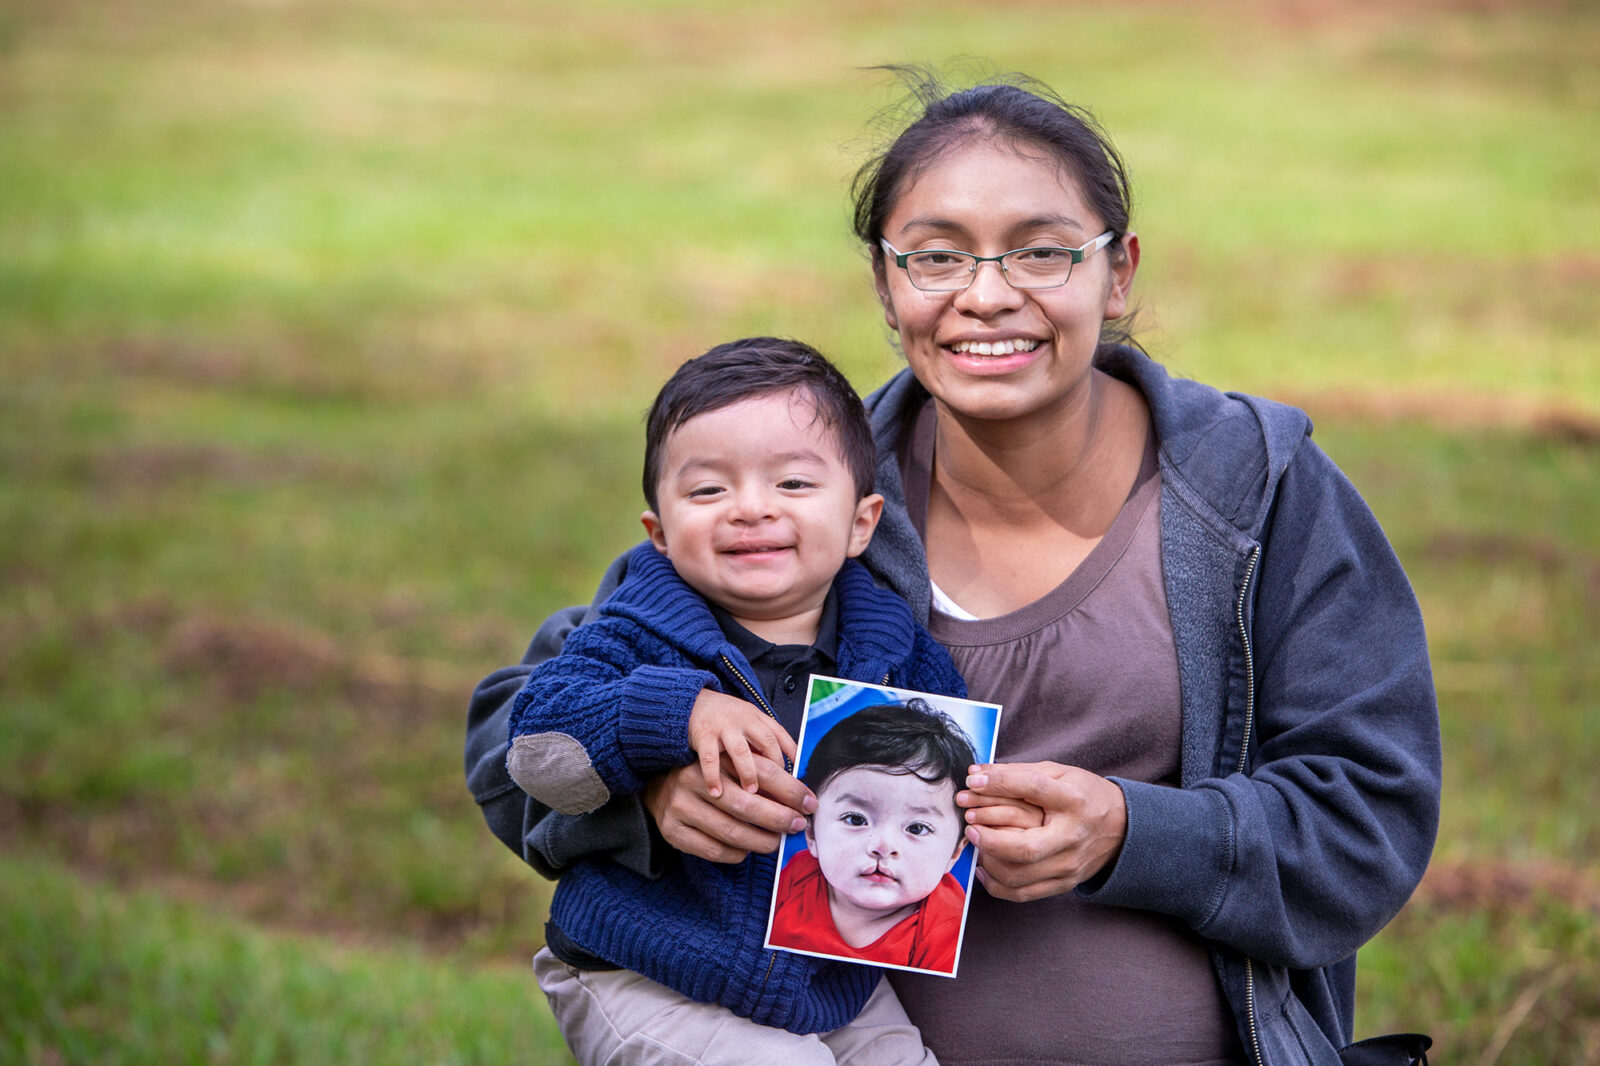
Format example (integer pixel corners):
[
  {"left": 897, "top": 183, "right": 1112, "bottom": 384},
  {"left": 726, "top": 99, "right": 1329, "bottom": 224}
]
[
  {"left": 974, "top": 864, "right": 1079, "bottom": 904},
  {"left": 643, "top": 759, "right": 811, "bottom": 863},
  {"left": 962, "top": 799, "right": 1046, "bottom": 830},
  {"left": 959, "top": 761, "right": 1128, "bottom": 896}
]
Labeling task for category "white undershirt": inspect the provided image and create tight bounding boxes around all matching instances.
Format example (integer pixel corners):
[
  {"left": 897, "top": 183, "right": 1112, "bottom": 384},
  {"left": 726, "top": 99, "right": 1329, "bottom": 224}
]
[{"left": 929, "top": 578, "right": 981, "bottom": 621}]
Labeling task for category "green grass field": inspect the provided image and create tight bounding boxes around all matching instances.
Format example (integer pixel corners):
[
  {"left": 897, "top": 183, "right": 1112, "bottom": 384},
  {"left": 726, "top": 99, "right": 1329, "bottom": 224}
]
[{"left": 2, "top": 0, "right": 1596, "bottom": 1061}]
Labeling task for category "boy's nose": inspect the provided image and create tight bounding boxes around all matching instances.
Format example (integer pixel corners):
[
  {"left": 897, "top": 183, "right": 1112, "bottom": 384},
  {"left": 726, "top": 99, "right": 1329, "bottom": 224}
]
[{"left": 729, "top": 488, "right": 777, "bottom": 523}]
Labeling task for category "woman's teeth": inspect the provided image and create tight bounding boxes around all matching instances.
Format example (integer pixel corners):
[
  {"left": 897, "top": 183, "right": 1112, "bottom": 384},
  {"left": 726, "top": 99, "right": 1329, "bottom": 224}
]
[{"left": 950, "top": 339, "right": 1040, "bottom": 356}]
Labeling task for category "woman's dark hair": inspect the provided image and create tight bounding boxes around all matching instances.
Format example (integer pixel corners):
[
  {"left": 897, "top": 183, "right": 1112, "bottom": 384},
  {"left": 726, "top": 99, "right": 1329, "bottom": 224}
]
[
  {"left": 642, "top": 336, "right": 877, "bottom": 512},
  {"left": 851, "top": 65, "right": 1139, "bottom": 349},
  {"left": 802, "top": 698, "right": 978, "bottom": 820}
]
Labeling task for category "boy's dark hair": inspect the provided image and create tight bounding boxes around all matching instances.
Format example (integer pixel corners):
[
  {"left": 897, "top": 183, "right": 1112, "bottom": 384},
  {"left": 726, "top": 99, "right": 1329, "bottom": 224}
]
[
  {"left": 642, "top": 337, "right": 877, "bottom": 513},
  {"left": 802, "top": 698, "right": 978, "bottom": 820}
]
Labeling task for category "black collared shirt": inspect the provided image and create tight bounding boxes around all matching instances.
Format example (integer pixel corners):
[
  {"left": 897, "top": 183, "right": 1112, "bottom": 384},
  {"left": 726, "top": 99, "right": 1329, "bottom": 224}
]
[{"left": 708, "top": 589, "right": 839, "bottom": 740}]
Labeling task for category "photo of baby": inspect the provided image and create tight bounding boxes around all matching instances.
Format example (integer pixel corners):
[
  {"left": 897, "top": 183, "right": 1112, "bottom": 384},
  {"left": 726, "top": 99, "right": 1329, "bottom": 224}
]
[{"left": 764, "top": 677, "right": 1002, "bottom": 978}]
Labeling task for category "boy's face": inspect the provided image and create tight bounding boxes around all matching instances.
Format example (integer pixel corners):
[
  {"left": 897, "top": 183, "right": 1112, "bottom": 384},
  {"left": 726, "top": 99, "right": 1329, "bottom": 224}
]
[
  {"left": 641, "top": 390, "right": 882, "bottom": 629},
  {"left": 805, "top": 765, "right": 966, "bottom": 920}
]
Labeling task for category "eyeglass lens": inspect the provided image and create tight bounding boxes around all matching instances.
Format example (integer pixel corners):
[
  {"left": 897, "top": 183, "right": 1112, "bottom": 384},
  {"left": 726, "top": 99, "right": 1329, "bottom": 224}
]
[{"left": 906, "top": 248, "right": 1077, "bottom": 291}]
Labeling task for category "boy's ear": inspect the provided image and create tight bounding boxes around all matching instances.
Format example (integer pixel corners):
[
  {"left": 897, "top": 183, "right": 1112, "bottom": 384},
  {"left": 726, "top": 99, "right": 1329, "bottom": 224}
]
[
  {"left": 946, "top": 833, "right": 968, "bottom": 872},
  {"left": 803, "top": 817, "right": 817, "bottom": 855},
  {"left": 845, "top": 493, "right": 884, "bottom": 558},
  {"left": 640, "top": 510, "right": 670, "bottom": 554}
]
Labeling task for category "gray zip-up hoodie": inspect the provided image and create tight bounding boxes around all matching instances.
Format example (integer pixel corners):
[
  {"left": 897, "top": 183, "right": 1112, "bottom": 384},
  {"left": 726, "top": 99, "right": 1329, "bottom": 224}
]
[{"left": 464, "top": 346, "right": 1441, "bottom": 1065}]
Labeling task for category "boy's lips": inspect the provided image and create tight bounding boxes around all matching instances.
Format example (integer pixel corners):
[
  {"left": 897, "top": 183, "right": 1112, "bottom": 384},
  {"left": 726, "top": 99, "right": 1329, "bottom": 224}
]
[
  {"left": 860, "top": 865, "right": 896, "bottom": 884},
  {"left": 722, "top": 541, "right": 792, "bottom": 556}
]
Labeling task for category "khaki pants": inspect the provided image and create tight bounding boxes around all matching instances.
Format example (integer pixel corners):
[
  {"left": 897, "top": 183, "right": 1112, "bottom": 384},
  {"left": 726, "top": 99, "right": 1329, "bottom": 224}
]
[{"left": 533, "top": 948, "right": 939, "bottom": 1066}]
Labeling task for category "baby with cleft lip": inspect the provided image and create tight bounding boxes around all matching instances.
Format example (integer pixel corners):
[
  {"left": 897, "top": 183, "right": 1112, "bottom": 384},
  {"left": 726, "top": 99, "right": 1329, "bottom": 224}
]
[{"left": 769, "top": 699, "right": 979, "bottom": 975}]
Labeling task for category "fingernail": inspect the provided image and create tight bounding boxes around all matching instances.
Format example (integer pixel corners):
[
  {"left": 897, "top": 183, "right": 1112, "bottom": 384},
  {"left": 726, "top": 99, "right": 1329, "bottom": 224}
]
[
  {"left": 802, "top": 794, "right": 817, "bottom": 814},
  {"left": 955, "top": 790, "right": 971, "bottom": 806},
  {"left": 789, "top": 816, "right": 807, "bottom": 834},
  {"left": 967, "top": 773, "right": 988, "bottom": 789},
  {"left": 966, "top": 826, "right": 981, "bottom": 846}
]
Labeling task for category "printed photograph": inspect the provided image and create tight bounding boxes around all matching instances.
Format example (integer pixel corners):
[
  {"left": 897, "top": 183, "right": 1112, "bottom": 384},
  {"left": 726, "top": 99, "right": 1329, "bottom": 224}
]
[{"left": 764, "top": 676, "right": 1003, "bottom": 978}]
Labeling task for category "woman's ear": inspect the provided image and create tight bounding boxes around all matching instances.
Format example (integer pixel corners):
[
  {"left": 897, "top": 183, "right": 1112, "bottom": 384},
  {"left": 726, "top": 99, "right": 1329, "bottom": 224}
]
[
  {"left": 873, "top": 257, "right": 900, "bottom": 332},
  {"left": 1103, "top": 232, "right": 1140, "bottom": 321}
]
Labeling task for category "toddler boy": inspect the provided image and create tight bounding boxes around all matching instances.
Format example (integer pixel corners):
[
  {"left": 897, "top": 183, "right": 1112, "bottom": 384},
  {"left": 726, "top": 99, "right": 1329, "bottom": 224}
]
[{"left": 505, "top": 337, "right": 966, "bottom": 1065}]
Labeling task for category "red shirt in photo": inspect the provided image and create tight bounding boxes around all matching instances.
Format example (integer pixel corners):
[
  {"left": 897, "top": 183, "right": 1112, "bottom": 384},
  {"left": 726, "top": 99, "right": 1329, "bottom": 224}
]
[{"left": 769, "top": 848, "right": 965, "bottom": 973}]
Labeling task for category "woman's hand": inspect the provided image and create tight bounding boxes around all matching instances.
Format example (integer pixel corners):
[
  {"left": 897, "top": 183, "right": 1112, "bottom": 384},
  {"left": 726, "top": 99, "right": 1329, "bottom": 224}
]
[
  {"left": 644, "top": 753, "right": 814, "bottom": 865},
  {"left": 958, "top": 761, "right": 1128, "bottom": 902},
  {"left": 687, "top": 689, "right": 798, "bottom": 799}
]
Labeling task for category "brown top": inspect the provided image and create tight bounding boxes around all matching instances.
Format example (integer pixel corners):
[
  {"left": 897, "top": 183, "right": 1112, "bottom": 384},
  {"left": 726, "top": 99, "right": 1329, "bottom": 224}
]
[{"left": 887, "top": 399, "right": 1243, "bottom": 1066}]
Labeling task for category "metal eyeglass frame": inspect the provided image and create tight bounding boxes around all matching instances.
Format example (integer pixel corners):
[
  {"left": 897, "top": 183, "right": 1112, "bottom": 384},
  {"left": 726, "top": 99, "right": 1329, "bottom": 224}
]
[{"left": 879, "top": 231, "right": 1116, "bottom": 292}]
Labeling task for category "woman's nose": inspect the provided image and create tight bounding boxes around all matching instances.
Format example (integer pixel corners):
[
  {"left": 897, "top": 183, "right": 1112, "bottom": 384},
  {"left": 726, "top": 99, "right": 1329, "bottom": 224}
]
[{"left": 953, "top": 258, "right": 1026, "bottom": 316}]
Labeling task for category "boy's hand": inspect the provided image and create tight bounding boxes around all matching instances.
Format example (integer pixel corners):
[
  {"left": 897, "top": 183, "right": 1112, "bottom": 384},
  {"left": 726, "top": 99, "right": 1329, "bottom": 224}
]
[{"left": 687, "top": 689, "right": 798, "bottom": 800}]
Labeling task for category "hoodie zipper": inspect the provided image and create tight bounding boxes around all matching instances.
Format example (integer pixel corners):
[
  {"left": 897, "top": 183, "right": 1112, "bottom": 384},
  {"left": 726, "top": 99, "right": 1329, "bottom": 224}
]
[
  {"left": 1234, "top": 544, "right": 1261, "bottom": 775},
  {"left": 1234, "top": 545, "right": 1264, "bottom": 1066}
]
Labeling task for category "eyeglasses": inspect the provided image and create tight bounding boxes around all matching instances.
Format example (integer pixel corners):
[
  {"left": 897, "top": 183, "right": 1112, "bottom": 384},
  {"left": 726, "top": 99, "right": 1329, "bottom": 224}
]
[{"left": 879, "top": 232, "right": 1116, "bottom": 292}]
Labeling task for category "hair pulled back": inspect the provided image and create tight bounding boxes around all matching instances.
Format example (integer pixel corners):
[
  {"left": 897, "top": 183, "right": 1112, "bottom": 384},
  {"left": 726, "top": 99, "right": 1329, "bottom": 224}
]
[{"left": 851, "top": 66, "right": 1139, "bottom": 348}]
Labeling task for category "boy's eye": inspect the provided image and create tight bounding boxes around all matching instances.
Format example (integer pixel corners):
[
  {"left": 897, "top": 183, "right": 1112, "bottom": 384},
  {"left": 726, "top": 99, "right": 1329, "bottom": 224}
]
[
  {"left": 777, "top": 478, "right": 814, "bottom": 491},
  {"left": 687, "top": 486, "right": 723, "bottom": 499},
  {"left": 906, "top": 821, "right": 936, "bottom": 837},
  {"left": 840, "top": 812, "right": 867, "bottom": 827}
]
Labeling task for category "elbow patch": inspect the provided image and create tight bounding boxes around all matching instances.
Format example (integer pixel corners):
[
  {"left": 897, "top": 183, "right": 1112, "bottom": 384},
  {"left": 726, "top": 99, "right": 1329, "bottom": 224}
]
[{"left": 506, "top": 733, "right": 611, "bottom": 815}]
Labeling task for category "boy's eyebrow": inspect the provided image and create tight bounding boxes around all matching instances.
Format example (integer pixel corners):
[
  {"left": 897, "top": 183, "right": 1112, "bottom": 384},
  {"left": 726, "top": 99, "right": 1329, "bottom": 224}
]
[
  {"left": 672, "top": 447, "right": 832, "bottom": 478},
  {"left": 831, "top": 789, "right": 953, "bottom": 820}
]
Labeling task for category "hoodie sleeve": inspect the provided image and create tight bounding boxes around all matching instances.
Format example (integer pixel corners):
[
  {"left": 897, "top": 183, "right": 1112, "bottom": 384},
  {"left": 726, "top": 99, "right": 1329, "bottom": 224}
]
[
  {"left": 464, "top": 547, "right": 669, "bottom": 879},
  {"left": 1082, "top": 440, "right": 1442, "bottom": 970}
]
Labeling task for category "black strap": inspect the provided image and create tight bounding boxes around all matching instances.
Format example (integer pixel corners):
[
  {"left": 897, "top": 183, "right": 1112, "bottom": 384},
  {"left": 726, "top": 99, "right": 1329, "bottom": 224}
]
[{"left": 1339, "top": 1033, "right": 1432, "bottom": 1066}]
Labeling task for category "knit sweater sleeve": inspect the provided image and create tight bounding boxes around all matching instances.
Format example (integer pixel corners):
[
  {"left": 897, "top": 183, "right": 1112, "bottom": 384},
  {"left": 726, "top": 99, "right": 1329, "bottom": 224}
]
[{"left": 505, "top": 614, "right": 716, "bottom": 816}]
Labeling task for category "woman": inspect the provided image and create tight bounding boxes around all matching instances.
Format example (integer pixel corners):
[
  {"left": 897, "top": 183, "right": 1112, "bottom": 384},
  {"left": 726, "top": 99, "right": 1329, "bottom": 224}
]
[{"left": 465, "top": 72, "right": 1441, "bottom": 1066}]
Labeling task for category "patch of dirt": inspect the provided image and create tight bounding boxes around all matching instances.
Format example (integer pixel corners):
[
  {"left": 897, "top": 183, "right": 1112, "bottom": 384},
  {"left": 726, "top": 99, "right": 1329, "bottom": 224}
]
[
  {"left": 103, "top": 334, "right": 488, "bottom": 405},
  {"left": 1418, "top": 531, "right": 1600, "bottom": 598},
  {"left": 160, "top": 611, "right": 470, "bottom": 707},
  {"left": 1416, "top": 857, "right": 1600, "bottom": 916},
  {"left": 89, "top": 443, "right": 356, "bottom": 493},
  {"left": 1279, "top": 388, "right": 1600, "bottom": 445}
]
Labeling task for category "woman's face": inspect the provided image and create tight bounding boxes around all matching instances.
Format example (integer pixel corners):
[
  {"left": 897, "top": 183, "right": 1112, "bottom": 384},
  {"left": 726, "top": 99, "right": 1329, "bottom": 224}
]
[{"left": 873, "top": 137, "right": 1138, "bottom": 426}]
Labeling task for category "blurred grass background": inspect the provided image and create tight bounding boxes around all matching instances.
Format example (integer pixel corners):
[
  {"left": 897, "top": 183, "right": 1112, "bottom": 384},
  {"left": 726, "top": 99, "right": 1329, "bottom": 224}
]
[{"left": 1, "top": 0, "right": 1596, "bottom": 1062}]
